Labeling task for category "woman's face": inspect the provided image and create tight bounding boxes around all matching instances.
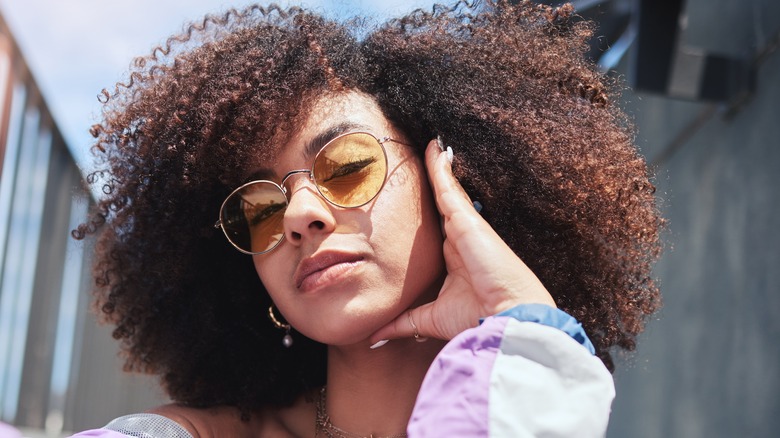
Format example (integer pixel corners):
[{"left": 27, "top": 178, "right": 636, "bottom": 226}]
[{"left": 251, "top": 92, "right": 444, "bottom": 346}]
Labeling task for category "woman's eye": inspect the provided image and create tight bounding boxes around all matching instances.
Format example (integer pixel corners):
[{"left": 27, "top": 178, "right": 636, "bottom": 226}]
[
  {"left": 323, "top": 157, "right": 376, "bottom": 182},
  {"left": 246, "top": 202, "right": 285, "bottom": 226}
]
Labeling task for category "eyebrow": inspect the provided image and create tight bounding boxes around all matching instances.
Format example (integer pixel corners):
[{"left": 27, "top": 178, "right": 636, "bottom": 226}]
[
  {"left": 302, "top": 122, "right": 373, "bottom": 158},
  {"left": 245, "top": 121, "right": 374, "bottom": 182}
]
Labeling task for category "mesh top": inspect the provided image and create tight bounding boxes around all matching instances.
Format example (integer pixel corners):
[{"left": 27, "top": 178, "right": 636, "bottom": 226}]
[{"left": 104, "top": 413, "right": 194, "bottom": 438}]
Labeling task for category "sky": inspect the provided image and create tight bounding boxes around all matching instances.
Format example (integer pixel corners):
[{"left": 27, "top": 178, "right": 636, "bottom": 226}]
[
  {"left": 0, "top": 2, "right": 439, "bottom": 424},
  {"left": 0, "top": 0, "right": 439, "bottom": 173}
]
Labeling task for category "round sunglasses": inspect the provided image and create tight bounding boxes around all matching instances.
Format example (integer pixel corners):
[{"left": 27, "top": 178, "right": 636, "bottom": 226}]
[{"left": 215, "top": 131, "right": 409, "bottom": 255}]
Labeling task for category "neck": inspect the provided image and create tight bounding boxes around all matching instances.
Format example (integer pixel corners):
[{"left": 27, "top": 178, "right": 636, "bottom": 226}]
[{"left": 322, "top": 337, "right": 445, "bottom": 437}]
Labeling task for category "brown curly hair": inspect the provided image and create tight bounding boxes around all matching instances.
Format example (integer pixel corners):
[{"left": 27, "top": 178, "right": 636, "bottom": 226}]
[{"left": 75, "top": 0, "right": 663, "bottom": 413}]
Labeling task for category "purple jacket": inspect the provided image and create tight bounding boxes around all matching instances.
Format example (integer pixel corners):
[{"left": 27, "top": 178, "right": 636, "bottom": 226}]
[{"left": 72, "top": 304, "right": 614, "bottom": 437}]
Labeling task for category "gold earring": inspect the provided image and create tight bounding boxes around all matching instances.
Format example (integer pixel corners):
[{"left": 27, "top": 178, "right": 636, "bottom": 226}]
[{"left": 268, "top": 305, "right": 293, "bottom": 348}]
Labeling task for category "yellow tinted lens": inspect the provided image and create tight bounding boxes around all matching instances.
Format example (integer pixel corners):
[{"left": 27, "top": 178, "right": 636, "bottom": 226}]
[
  {"left": 221, "top": 182, "right": 287, "bottom": 253},
  {"left": 312, "top": 133, "right": 387, "bottom": 207}
]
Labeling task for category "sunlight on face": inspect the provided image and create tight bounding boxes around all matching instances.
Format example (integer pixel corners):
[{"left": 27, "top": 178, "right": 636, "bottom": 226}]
[{"left": 252, "top": 91, "right": 444, "bottom": 346}]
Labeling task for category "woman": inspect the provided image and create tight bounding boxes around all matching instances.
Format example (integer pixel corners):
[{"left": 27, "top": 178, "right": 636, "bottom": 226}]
[{"left": 72, "top": 1, "right": 662, "bottom": 436}]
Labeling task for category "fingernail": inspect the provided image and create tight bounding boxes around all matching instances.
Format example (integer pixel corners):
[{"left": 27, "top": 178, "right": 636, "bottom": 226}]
[
  {"left": 370, "top": 339, "right": 389, "bottom": 349},
  {"left": 473, "top": 201, "right": 483, "bottom": 213},
  {"left": 446, "top": 146, "right": 454, "bottom": 164},
  {"left": 436, "top": 135, "right": 445, "bottom": 152}
]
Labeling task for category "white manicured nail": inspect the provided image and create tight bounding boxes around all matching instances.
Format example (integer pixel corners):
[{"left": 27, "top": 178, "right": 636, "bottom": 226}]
[
  {"left": 370, "top": 339, "right": 389, "bottom": 349},
  {"left": 436, "top": 135, "right": 445, "bottom": 152},
  {"left": 446, "top": 146, "right": 453, "bottom": 164}
]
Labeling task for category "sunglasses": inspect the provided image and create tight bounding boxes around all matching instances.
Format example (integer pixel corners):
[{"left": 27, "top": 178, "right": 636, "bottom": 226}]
[{"left": 215, "top": 131, "right": 409, "bottom": 255}]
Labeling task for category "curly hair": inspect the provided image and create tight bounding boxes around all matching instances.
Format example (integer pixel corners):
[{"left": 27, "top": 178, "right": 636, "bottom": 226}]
[{"left": 75, "top": 0, "right": 663, "bottom": 413}]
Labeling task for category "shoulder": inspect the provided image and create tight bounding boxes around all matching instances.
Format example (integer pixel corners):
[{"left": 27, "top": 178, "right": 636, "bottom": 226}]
[
  {"left": 146, "top": 404, "right": 263, "bottom": 438},
  {"left": 77, "top": 396, "right": 318, "bottom": 438},
  {"left": 67, "top": 405, "right": 267, "bottom": 438}
]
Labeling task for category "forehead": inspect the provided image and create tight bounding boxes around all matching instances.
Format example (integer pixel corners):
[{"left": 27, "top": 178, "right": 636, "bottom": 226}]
[
  {"left": 286, "top": 91, "right": 393, "bottom": 153},
  {"left": 246, "top": 92, "right": 397, "bottom": 180}
]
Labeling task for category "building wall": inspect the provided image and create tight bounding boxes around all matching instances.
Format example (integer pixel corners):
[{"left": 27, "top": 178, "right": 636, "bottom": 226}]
[
  {"left": 1, "top": 0, "right": 778, "bottom": 436},
  {"left": 608, "top": 0, "right": 780, "bottom": 436},
  {"left": 0, "top": 14, "right": 165, "bottom": 436}
]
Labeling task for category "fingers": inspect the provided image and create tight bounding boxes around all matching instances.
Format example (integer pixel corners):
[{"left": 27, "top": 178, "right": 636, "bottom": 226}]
[
  {"left": 406, "top": 310, "right": 429, "bottom": 343},
  {"left": 424, "top": 139, "right": 475, "bottom": 219},
  {"left": 370, "top": 304, "right": 435, "bottom": 344},
  {"left": 423, "top": 138, "right": 556, "bottom": 311},
  {"left": 424, "top": 139, "right": 503, "bottom": 271}
]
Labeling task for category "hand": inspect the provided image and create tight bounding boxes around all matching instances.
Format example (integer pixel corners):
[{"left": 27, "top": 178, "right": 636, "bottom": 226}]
[{"left": 371, "top": 138, "right": 556, "bottom": 343}]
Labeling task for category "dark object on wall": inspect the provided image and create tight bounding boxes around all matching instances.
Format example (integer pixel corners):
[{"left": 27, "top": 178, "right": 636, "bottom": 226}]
[
  {"left": 530, "top": 0, "right": 756, "bottom": 104},
  {"left": 631, "top": 0, "right": 755, "bottom": 103}
]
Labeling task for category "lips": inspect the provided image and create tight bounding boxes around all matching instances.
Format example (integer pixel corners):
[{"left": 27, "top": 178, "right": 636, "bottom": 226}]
[{"left": 294, "top": 250, "right": 365, "bottom": 291}]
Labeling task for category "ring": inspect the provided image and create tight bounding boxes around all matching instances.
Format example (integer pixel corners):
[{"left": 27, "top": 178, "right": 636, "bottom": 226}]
[{"left": 407, "top": 311, "right": 427, "bottom": 343}]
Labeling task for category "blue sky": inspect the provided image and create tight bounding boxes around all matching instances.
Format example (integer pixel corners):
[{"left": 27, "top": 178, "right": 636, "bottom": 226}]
[
  {"left": 0, "top": 1, "right": 440, "bottom": 423},
  {"left": 0, "top": 0, "right": 439, "bottom": 173}
]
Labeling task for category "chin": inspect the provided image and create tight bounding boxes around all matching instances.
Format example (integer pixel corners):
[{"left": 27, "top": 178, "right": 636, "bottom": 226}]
[{"left": 294, "top": 301, "right": 400, "bottom": 346}]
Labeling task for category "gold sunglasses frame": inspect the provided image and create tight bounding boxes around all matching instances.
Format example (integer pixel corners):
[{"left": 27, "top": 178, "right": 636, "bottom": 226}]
[{"left": 215, "top": 131, "right": 410, "bottom": 255}]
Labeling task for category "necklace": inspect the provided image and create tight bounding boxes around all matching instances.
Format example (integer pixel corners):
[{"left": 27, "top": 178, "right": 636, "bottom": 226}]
[{"left": 315, "top": 387, "right": 408, "bottom": 438}]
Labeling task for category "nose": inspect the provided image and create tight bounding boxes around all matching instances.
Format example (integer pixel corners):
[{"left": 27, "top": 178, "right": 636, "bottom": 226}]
[{"left": 282, "top": 176, "right": 336, "bottom": 246}]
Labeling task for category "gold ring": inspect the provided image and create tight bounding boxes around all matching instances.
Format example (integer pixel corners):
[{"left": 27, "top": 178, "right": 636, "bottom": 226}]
[{"left": 407, "top": 311, "right": 426, "bottom": 342}]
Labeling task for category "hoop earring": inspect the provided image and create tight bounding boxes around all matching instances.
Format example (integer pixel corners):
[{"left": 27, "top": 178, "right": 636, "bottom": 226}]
[{"left": 268, "top": 305, "right": 293, "bottom": 348}]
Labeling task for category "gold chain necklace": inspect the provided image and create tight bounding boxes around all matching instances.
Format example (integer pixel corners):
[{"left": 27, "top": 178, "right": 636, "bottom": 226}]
[{"left": 314, "top": 387, "right": 408, "bottom": 438}]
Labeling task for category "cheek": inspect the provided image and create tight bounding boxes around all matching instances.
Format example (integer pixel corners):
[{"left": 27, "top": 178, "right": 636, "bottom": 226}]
[
  {"left": 374, "top": 156, "right": 444, "bottom": 281},
  {"left": 404, "top": 165, "right": 445, "bottom": 302},
  {"left": 252, "top": 252, "right": 290, "bottom": 301},
  {"left": 410, "top": 167, "right": 444, "bottom": 265}
]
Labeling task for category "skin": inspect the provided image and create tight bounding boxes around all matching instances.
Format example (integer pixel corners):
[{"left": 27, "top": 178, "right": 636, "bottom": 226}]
[
  {"left": 152, "top": 91, "right": 555, "bottom": 437},
  {"left": 253, "top": 92, "right": 446, "bottom": 347},
  {"left": 81, "top": 5, "right": 663, "bottom": 418}
]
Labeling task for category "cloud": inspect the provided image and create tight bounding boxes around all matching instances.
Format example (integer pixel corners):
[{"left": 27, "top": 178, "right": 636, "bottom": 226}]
[{"left": 0, "top": 0, "right": 436, "bottom": 170}]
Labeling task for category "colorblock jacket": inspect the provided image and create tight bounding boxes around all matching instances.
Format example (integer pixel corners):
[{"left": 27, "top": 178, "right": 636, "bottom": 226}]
[{"left": 71, "top": 304, "right": 615, "bottom": 437}]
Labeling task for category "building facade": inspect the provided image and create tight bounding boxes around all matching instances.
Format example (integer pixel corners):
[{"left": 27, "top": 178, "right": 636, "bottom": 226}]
[
  {"left": 1, "top": 1, "right": 779, "bottom": 436},
  {"left": 0, "top": 13, "right": 164, "bottom": 437}
]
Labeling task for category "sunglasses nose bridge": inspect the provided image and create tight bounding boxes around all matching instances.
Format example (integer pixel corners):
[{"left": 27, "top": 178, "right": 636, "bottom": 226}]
[{"left": 280, "top": 169, "right": 314, "bottom": 194}]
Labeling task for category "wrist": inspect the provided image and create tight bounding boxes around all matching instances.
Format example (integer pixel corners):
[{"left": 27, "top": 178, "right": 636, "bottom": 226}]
[{"left": 486, "top": 303, "right": 595, "bottom": 354}]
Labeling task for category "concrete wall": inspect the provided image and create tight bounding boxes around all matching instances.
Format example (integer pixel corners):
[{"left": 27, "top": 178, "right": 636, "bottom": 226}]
[
  {"left": 608, "top": 0, "right": 780, "bottom": 436},
  {"left": 0, "top": 14, "right": 167, "bottom": 435},
  {"left": 4, "top": 0, "right": 778, "bottom": 435}
]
